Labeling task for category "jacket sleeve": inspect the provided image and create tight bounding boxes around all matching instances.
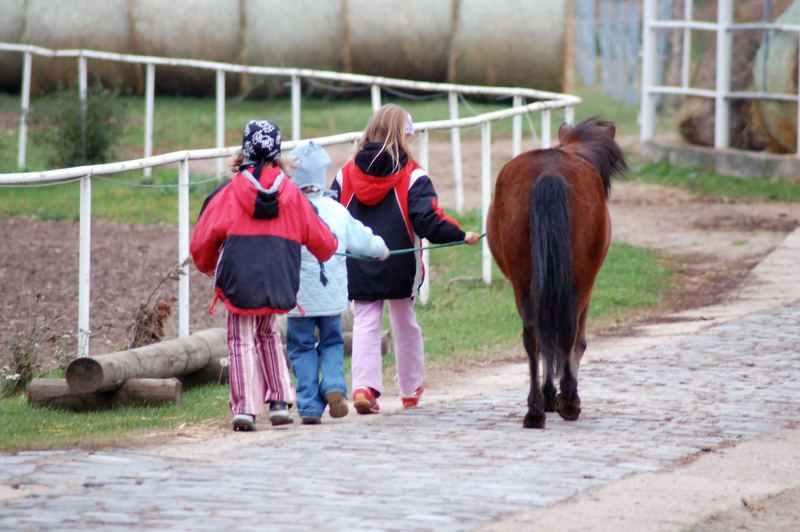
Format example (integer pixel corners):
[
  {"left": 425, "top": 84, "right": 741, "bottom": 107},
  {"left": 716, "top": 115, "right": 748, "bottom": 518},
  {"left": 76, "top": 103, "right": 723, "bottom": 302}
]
[
  {"left": 301, "top": 196, "right": 339, "bottom": 263},
  {"left": 342, "top": 206, "right": 388, "bottom": 258},
  {"left": 189, "top": 196, "right": 227, "bottom": 276},
  {"left": 408, "top": 174, "right": 466, "bottom": 244}
]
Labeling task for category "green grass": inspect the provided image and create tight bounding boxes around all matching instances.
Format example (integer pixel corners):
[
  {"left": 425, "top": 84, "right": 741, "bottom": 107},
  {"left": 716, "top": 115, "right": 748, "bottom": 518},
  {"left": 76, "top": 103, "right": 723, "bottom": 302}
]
[
  {"left": 0, "top": 384, "right": 229, "bottom": 452},
  {"left": 632, "top": 161, "right": 800, "bottom": 202}
]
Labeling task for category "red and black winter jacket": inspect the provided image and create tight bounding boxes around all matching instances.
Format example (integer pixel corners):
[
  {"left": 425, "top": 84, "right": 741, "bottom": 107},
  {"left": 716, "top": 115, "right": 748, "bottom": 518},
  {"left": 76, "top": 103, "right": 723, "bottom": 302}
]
[
  {"left": 190, "top": 165, "right": 338, "bottom": 315},
  {"left": 332, "top": 143, "right": 465, "bottom": 300}
]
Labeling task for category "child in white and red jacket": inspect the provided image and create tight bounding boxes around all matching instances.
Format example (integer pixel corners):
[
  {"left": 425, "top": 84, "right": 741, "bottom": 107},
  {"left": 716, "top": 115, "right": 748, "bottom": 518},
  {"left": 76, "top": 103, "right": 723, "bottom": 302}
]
[
  {"left": 190, "top": 120, "right": 338, "bottom": 431},
  {"left": 332, "top": 104, "right": 480, "bottom": 415},
  {"left": 286, "top": 141, "right": 389, "bottom": 425}
]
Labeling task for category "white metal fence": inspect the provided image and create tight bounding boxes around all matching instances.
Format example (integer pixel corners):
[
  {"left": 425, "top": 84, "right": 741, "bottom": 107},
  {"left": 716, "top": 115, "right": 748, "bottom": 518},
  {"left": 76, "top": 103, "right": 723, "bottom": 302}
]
[
  {"left": 0, "top": 43, "right": 580, "bottom": 357},
  {"left": 640, "top": 0, "right": 800, "bottom": 153}
]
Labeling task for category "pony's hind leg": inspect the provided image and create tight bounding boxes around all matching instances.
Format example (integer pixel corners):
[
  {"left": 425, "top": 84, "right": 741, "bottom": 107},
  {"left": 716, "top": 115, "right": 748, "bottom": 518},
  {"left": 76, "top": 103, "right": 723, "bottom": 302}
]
[
  {"left": 555, "top": 310, "right": 587, "bottom": 421},
  {"left": 522, "top": 324, "right": 546, "bottom": 429},
  {"left": 542, "top": 358, "right": 557, "bottom": 413}
]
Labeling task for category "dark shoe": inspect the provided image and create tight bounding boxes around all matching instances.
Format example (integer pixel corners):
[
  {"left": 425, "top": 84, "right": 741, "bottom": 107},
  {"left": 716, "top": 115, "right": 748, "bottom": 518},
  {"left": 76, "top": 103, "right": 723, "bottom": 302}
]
[
  {"left": 326, "top": 391, "right": 349, "bottom": 419},
  {"left": 352, "top": 387, "right": 380, "bottom": 415},
  {"left": 301, "top": 417, "right": 322, "bottom": 425},
  {"left": 269, "top": 401, "right": 293, "bottom": 426},
  {"left": 232, "top": 414, "right": 256, "bottom": 432}
]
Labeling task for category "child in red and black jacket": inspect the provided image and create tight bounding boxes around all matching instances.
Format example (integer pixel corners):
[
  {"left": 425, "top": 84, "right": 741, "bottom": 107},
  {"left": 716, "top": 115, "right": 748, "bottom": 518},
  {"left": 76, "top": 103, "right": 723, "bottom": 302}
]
[
  {"left": 191, "top": 120, "right": 338, "bottom": 431},
  {"left": 332, "top": 104, "right": 480, "bottom": 415}
]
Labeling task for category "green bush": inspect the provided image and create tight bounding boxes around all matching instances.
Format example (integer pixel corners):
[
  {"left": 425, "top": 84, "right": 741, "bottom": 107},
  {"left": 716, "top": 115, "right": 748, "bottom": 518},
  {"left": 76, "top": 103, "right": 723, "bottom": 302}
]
[{"left": 31, "top": 80, "right": 127, "bottom": 167}]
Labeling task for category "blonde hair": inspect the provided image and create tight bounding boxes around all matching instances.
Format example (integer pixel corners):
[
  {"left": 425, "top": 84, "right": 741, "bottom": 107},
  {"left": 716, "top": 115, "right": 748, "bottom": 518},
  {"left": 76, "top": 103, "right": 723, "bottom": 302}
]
[
  {"left": 355, "top": 104, "right": 413, "bottom": 173},
  {"left": 230, "top": 151, "right": 292, "bottom": 176}
]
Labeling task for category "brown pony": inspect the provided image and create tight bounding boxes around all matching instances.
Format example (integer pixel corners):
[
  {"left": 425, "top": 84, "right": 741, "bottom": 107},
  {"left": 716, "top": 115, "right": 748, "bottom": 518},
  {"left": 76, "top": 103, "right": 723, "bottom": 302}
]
[{"left": 487, "top": 117, "right": 626, "bottom": 429}]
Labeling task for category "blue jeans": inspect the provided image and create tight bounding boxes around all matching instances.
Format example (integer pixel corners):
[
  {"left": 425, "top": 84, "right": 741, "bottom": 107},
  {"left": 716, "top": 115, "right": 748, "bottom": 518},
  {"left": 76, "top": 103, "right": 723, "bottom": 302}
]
[{"left": 286, "top": 315, "right": 347, "bottom": 419}]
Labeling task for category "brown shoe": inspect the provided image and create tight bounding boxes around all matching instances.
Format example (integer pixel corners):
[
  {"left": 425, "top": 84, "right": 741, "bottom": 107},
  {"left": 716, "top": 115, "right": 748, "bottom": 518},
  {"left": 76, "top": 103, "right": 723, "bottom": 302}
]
[{"left": 326, "top": 391, "right": 349, "bottom": 418}]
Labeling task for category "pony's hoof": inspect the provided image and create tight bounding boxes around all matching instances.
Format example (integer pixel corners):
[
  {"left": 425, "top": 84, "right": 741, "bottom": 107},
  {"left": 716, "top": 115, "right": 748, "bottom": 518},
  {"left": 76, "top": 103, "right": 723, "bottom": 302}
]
[
  {"left": 522, "top": 411, "right": 546, "bottom": 429},
  {"left": 555, "top": 394, "right": 581, "bottom": 421}
]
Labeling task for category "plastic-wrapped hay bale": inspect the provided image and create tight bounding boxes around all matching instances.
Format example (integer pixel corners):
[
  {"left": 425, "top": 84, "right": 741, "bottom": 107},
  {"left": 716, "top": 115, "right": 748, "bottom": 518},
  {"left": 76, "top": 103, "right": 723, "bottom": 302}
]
[
  {"left": 0, "top": 0, "right": 26, "bottom": 91},
  {"left": 133, "top": 0, "right": 241, "bottom": 95},
  {"left": 21, "top": 0, "right": 140, "bottom": 92},
  {"left": 677, "top": 30, "right": 766, "bottom": 151},
  {"left": 452, "top": 0, "right": 565, "bottom": 91},
  {"left": 346, "top": 0, "right": 452, "bottom": 82},
  {"left": 753, "top": 0, "right": 800, "bottom": 153}
]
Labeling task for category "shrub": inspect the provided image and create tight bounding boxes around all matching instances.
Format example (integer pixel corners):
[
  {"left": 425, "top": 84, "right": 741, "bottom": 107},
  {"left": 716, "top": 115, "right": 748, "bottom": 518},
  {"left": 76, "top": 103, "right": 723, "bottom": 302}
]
[{"left": 31, "top": 80, "right": 126, "bottom": 167}]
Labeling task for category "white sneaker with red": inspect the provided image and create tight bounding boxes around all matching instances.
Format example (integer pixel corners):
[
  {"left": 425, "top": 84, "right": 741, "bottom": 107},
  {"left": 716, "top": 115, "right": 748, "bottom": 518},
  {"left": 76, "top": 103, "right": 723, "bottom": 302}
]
[
  {"left": 352, "top": 387, "right": 380, "bottom": 414},
  {"left": 401, "top": 384, "right": 425, "bottom": 409}
]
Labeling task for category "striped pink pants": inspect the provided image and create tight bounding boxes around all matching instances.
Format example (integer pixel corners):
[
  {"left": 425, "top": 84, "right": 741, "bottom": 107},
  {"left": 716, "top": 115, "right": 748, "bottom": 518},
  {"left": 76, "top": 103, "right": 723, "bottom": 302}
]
[{"left": 227, "top": 313, "right": 295, "bottom": 416}]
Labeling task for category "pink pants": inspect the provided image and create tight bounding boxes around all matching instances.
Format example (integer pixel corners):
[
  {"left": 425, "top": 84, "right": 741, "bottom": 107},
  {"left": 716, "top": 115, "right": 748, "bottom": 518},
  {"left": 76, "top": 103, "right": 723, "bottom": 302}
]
[
  {"left": 227, "top": 312, "right": 296, "bottom": 416},
  {"left": 351, "top": 298, "right": 425, "bottom": 397}
]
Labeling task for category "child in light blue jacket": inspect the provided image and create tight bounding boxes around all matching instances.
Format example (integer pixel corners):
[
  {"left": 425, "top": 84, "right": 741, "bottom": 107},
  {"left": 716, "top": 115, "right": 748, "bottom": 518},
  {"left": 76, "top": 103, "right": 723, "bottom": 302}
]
[{"left": 287, "top": 141, "right": 389, "bottom": 424}]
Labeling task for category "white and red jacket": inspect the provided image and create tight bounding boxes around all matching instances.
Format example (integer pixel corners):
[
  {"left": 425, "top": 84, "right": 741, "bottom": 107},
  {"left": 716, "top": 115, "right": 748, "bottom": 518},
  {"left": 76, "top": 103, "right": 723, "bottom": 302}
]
[
  {"left": 190, "top": 164, "right": 338, "bottom": 315},
  {"left": 332, "top": 143, "right": 465, "bottom": 300}
]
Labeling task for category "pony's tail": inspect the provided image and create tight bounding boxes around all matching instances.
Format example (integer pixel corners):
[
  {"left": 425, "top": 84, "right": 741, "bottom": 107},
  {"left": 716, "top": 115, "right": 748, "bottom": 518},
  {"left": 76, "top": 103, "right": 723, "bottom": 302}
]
[{"left": 530, "top": 174, "right": 577, "bottom": 377}]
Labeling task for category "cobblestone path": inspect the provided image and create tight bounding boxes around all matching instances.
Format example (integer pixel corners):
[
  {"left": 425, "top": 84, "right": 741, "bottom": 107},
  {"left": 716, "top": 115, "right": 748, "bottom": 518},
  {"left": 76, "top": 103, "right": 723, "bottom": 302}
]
[{"left": 1, "top": 300, "right": 798, "bottom": 530}]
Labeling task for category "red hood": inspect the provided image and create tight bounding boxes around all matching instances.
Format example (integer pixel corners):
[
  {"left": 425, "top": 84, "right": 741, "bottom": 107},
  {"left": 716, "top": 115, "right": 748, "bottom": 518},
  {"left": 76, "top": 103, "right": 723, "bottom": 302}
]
[
  {"left": 347, "top": 161, "right": 410, "bottom": 206},
  {"left": 232, "top": 165, "right": 284, "bottom": 214}
]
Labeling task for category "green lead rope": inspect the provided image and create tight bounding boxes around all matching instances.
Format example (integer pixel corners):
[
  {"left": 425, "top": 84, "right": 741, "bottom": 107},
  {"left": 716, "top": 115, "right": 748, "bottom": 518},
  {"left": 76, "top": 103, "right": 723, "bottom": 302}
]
[{"left": 335, "top": 232, "right": 487, "bottom": 262}]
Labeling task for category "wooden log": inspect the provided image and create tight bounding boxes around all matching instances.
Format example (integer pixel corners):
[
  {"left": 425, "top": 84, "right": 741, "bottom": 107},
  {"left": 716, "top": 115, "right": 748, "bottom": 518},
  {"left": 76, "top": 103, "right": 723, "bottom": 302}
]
[
  {"left": 114, "top": 378, "right": 182, "bottom": 407},
  {"left": 66, "top": 328, "right": 227, "bottom": 394},
  {"left": 27, "top": 378, "right": 114, "bottom": 412},
  {"left": 178, "top": 357, "right": 230, "bottom": 388},
  {"left": 27, "top": 378, "right": 182, "bottom": 411}
]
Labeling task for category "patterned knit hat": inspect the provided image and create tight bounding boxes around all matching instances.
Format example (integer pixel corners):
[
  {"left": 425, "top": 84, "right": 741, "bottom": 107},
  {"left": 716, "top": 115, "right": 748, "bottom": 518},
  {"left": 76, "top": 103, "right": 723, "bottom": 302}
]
[{"left": 241, "top": 120, "right": 282, "bottom": 163}]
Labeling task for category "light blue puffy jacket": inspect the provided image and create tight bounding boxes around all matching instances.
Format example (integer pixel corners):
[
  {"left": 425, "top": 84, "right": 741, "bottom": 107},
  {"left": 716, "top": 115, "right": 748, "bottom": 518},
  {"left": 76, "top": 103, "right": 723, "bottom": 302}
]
[{"left": 288, "top": 192, "right": 388, "bottom": 317}]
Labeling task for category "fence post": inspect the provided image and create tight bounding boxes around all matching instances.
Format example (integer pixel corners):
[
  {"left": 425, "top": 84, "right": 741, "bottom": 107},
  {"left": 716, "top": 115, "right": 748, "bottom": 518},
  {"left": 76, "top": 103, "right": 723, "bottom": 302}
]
[
  {"left": 541, "top": 109, "right": 552, "bottom": 148},
  {"left": 681, "top": 0, "right": 694, "bottom": 88},
  {"left": 565, "top": 105, "right": 575, "bottom": 126},
  {"left": 480, "top": 121, "right": 492, "bottom": 285},
  {"left": 178, "top": 157, "right": 190, "bottom": 337},
  {"left": 640, "top": 0, "right": 657, "bottom": 142},
  {"left": 216, "top": 69, "right": 226, "bottom": 178},
  {"left": 796, "top": 38, "right": 800, "bottom": 155},
  {"left": 714, "top": 0, "right": 732, "bottom": 149},
  {"left": 512, "top": 95, "right": 522, "bottom": 158},
  {"left": 17, "top": 50, "right": 32, "bottom": 169},
  {"left": 291, "top": 75, "right": 301, "bottom": 141},
  {"left": 448, "top": 91, "right": 464, "bottom": 213},
  {"left": 418, "top": 129, "right": 430, "bottom": 305},
  {"left": 77, "top": 174, "right": 92, "bottom": 357},
  {"left": 371, "top": 84, "right": 381, "bottom": 112},
  {"left": 144, "top": 63, "right": 155, "bottom": 178},
  {"left": 78, "top": 54, "right": 88, "bottom": 163}
]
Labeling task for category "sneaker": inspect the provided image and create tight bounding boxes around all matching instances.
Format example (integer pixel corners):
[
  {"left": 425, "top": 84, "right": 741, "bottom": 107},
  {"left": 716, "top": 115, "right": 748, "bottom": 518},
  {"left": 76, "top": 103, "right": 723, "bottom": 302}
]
[
  {"left": 268, "top": 401, "right": 293, "bottom": 426},
  {"left": 401, "top": 384, "right": 425, "bottom": 409},
  {"left": 326, "top": 391, "right": 349, "bottom": 419},
  {"left": 352, "top": 387, "right": 380, "bottom": 415},
  {"left": 232, "top": 414, "right": 256, "bottom": 432},
  {"left": 301, "top": 417, "right": 322, "bottom": 425}
]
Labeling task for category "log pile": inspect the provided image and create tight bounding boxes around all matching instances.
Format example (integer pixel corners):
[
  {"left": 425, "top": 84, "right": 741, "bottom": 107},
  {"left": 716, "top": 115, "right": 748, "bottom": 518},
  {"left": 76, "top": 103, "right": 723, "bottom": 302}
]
[
  {"left": 27, "top": 311, "right": 393, "bottom": 412},
  {"left": 28, "top": 328, "right": 229, "bottom": 412}
]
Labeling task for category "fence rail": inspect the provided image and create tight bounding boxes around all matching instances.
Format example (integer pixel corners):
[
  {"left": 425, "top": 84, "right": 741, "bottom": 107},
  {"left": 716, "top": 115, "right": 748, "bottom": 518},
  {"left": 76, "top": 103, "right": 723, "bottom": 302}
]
[
  {"left": 640, "top": 0, "right": 800, "bottom": 153},
  {"left": 0, "top": 42, "right": 580, "bottom": 357}
]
